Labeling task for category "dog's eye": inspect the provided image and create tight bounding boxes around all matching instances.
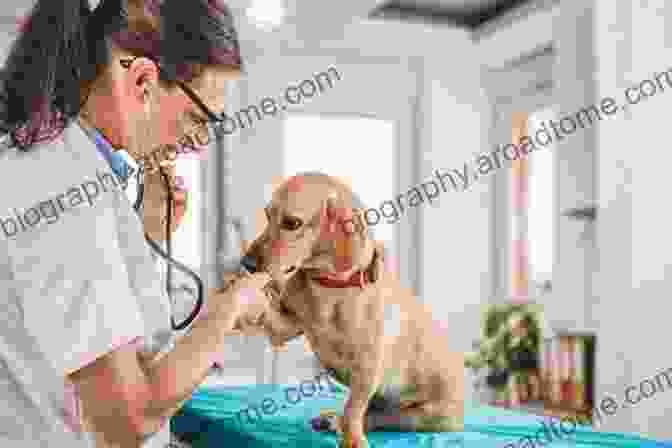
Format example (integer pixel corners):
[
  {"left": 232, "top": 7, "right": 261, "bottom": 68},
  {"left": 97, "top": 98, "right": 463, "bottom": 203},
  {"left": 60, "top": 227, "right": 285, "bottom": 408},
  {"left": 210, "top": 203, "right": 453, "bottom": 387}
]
[{"left": 281, "top": 217, "right": 303, "bottom": 231}]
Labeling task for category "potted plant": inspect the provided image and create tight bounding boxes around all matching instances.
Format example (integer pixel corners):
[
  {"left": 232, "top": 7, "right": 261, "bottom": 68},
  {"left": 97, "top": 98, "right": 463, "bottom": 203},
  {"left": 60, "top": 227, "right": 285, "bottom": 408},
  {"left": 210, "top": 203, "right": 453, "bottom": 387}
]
[{"left": 465, "top": 302, "right": 550, "bottom": 404}]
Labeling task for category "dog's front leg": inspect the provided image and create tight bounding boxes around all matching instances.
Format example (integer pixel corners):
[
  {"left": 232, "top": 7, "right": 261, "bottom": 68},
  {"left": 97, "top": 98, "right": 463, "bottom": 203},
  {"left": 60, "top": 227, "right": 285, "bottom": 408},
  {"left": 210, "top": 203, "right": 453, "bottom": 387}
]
[{"left": 340, "top": 351, "right": 384, "bottom": 448}]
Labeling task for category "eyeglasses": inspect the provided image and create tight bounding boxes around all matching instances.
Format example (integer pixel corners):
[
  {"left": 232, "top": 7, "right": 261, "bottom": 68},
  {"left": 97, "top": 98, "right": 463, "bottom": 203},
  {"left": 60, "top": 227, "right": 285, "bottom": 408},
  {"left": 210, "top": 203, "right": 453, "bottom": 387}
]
[{"left": 120, "top": 56, "right": 225, "bottom": 148}]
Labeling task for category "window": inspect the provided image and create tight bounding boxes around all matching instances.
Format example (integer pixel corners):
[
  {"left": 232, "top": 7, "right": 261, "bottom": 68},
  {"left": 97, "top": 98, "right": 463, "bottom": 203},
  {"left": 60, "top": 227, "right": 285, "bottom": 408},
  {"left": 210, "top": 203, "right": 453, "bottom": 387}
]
[
  {"left": 508, "top": 107, "right": 556, "bottom": 300},
  {"left": 282, "top": 113, "right": 397, "bottom": 252},
  {"left": 527, "top": 107, "right": 555, "bottom": 294}
]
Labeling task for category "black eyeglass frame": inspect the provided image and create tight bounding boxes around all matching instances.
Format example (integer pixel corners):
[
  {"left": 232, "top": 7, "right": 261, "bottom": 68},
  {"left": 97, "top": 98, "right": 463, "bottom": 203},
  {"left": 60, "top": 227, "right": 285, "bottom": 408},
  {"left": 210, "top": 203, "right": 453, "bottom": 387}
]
[{"left": 119, "top": 56, "right": 226, "bottom": 127}]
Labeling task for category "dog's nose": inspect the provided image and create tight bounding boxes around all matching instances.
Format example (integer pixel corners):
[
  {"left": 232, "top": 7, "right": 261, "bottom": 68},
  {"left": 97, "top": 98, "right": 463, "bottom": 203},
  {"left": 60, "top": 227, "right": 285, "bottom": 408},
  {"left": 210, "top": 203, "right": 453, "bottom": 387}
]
[{"left": 240, "top": 254, "right": 259, "bottom": 273}]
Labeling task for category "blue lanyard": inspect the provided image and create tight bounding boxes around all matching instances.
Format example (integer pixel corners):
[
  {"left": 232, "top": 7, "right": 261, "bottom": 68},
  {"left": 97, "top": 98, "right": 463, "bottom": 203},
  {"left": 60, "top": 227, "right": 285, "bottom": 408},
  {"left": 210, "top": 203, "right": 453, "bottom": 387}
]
[{"left": 90, "top": 127, "right": 131, "bottom": 180}]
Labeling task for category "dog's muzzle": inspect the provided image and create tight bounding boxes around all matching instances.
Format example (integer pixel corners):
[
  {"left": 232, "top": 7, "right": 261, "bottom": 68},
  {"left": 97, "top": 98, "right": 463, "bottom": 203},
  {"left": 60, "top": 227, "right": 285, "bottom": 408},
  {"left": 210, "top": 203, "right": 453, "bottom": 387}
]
[{"left": 241, "top": 253, "right": 297, "bottom": 276}]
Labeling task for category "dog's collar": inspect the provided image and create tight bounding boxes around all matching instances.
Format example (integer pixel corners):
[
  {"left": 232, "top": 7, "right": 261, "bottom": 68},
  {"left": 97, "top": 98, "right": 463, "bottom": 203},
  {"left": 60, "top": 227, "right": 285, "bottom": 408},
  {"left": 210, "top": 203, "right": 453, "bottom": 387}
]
[
  {"left": 312, "top": 270, "right": 371, "bottom": 289},
  {"left": 307, "top": 243, "right": 381, "bottom": 289}
]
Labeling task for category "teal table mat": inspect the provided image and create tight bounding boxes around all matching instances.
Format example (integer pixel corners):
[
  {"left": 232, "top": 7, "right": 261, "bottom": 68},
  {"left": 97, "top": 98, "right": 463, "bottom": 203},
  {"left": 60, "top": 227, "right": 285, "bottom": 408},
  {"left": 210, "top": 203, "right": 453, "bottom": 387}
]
[{"left": 171, "top": 384, "right": 671, "bottom": 448}]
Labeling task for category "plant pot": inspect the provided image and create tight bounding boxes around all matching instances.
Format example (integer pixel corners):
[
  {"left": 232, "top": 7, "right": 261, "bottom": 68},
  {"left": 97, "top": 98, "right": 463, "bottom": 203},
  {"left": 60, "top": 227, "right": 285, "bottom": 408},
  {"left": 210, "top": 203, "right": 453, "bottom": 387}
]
[
  {"left": 509, "top": 349, "right": 539, "bottom": 370},
  {"left": 486, "top": 368, "right": 510, "bottom": 388}
]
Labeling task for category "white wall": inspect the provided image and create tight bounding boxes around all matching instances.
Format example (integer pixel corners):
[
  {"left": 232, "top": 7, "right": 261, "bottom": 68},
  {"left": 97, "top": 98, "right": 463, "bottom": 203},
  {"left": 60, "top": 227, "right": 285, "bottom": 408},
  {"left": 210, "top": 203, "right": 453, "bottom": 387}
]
[
  {"left": 478, "top": 1, "right": 599, "bottom": 333},
  {"left": 477, "top": 3, "right": 556, "bottom": 71},
  {"left": 419, "top": 39, "right": 492, "bottom": 357},
  {"left": 547, "top": 0, "right": 598, "bottom": 333},
  {"left": 593, "top": 0, "right": 672, "bottom": 440},
  {"left": 480, "top": 1, "right": 672, "bottom": 439}
]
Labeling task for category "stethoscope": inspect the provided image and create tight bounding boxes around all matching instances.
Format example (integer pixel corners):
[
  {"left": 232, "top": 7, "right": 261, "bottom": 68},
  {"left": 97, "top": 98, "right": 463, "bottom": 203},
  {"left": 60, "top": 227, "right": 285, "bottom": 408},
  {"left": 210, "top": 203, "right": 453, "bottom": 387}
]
[
  {"left": 132, "top": 167, "right": 205, "bottom": 331},
  {"left": 85, "top": 120, "right": 207, "bottom": 331},
  {"left": 88, "top": 118, "right": 256, "bottom": 333}
]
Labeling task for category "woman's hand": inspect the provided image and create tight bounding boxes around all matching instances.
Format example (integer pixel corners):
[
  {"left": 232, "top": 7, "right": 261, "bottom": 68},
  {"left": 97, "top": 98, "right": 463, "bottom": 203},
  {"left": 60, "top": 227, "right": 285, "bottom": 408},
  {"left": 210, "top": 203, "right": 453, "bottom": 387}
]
[{"left": 207, "top": 272, "right": 272, "bottom": 331}]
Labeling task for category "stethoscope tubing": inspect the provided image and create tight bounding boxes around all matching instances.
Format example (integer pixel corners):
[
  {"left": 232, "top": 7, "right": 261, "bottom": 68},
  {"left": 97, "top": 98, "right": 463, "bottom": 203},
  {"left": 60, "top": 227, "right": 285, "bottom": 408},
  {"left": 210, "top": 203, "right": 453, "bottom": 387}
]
[
  {"left": 77, "top": 116, "right": 205, "bottom": 331},
  {"left": 134, "top": 125, "right": 233, "bottom": 331},
  {"left": 133, "top": 165, "right": 205, "bottom": 331}
]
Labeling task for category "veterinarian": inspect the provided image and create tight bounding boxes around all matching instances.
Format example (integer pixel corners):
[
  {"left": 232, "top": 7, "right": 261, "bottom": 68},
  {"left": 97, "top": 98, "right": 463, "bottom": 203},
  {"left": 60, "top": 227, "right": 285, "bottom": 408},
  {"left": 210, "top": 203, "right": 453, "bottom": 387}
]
[{"left": 0, "top": 0, "right": 272, "bottom": 447}]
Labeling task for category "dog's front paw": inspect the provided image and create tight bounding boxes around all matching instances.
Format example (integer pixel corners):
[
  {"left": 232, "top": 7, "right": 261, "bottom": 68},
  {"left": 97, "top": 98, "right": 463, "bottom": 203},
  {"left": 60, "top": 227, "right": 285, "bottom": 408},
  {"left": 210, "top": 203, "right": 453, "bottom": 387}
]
[
  {"left": 339, "top": 432, "right": 369, "bottom": 448},
  {"left": 310, "top": 413, "right": 340, "bottom": 433}
]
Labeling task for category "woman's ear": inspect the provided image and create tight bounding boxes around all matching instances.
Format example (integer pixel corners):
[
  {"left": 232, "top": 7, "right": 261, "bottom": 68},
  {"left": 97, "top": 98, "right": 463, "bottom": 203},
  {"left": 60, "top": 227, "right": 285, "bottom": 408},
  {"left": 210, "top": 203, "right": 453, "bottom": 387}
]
[{"left": 125, "top": 56, "right": 160, "bottom": 101}]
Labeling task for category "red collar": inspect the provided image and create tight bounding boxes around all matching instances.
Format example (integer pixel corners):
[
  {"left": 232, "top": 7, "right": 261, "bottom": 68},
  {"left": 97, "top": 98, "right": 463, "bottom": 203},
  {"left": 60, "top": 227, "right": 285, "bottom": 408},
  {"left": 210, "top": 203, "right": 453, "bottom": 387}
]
[{"left": 312, "top": 270, "right": 371, "bottom": 289}]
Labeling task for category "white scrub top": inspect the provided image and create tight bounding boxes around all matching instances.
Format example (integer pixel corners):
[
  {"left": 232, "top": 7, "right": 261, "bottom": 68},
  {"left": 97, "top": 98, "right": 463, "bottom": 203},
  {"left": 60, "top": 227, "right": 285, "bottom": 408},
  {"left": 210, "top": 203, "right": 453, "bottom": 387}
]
[{"left": 0, "top": 119, "right": 174, "bottom": 447}]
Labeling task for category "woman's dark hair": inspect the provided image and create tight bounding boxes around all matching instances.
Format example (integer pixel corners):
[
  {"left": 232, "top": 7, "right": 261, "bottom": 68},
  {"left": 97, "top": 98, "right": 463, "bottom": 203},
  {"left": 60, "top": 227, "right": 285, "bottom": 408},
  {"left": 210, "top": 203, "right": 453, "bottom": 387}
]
[{"left": 0, "top": 0, "right": 243, "bottom": 151}]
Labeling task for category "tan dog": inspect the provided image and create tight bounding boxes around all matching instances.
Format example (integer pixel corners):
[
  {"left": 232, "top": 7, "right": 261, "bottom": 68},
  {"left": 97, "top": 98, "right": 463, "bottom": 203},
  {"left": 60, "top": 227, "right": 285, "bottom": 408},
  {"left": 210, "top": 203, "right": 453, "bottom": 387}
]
[{"left": 243, "top": 173, "right": 464, "bottom": 448}]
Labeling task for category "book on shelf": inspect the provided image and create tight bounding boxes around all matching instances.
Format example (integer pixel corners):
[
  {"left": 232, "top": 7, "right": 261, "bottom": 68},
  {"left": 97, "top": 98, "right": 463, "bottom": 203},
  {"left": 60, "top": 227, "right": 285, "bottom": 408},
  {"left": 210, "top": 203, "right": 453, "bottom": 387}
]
[
  {"left": 540, "top": 333, "right": 595, "bottom": 417},
  {"left": 493, "top": 333, "right": 595, "bottom": 422}
]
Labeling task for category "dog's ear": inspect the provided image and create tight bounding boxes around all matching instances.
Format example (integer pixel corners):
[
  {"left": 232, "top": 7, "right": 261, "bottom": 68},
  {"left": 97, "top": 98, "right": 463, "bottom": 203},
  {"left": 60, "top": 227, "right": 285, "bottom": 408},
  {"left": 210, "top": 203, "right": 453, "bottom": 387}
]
[
  {"left": 302, "top": 197, "right": 365, "bottom": 273},
  {"left": 301, "top": 199, "right": 335, "bottom": 272},
  {"left": 306, "top": 197, "right": 330, "bottom": 231},
  {"left": 369, "top": 242, "right": 387, "bottom": 283},
  {"left": 320, "top": 196, "right": 366, "bottom": 240},
  {"left": 308, "top": 196, "right": 345, "bottom": 238},
  {"left": 351, "top": 208, "right": 368, "bottom": 242}
]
